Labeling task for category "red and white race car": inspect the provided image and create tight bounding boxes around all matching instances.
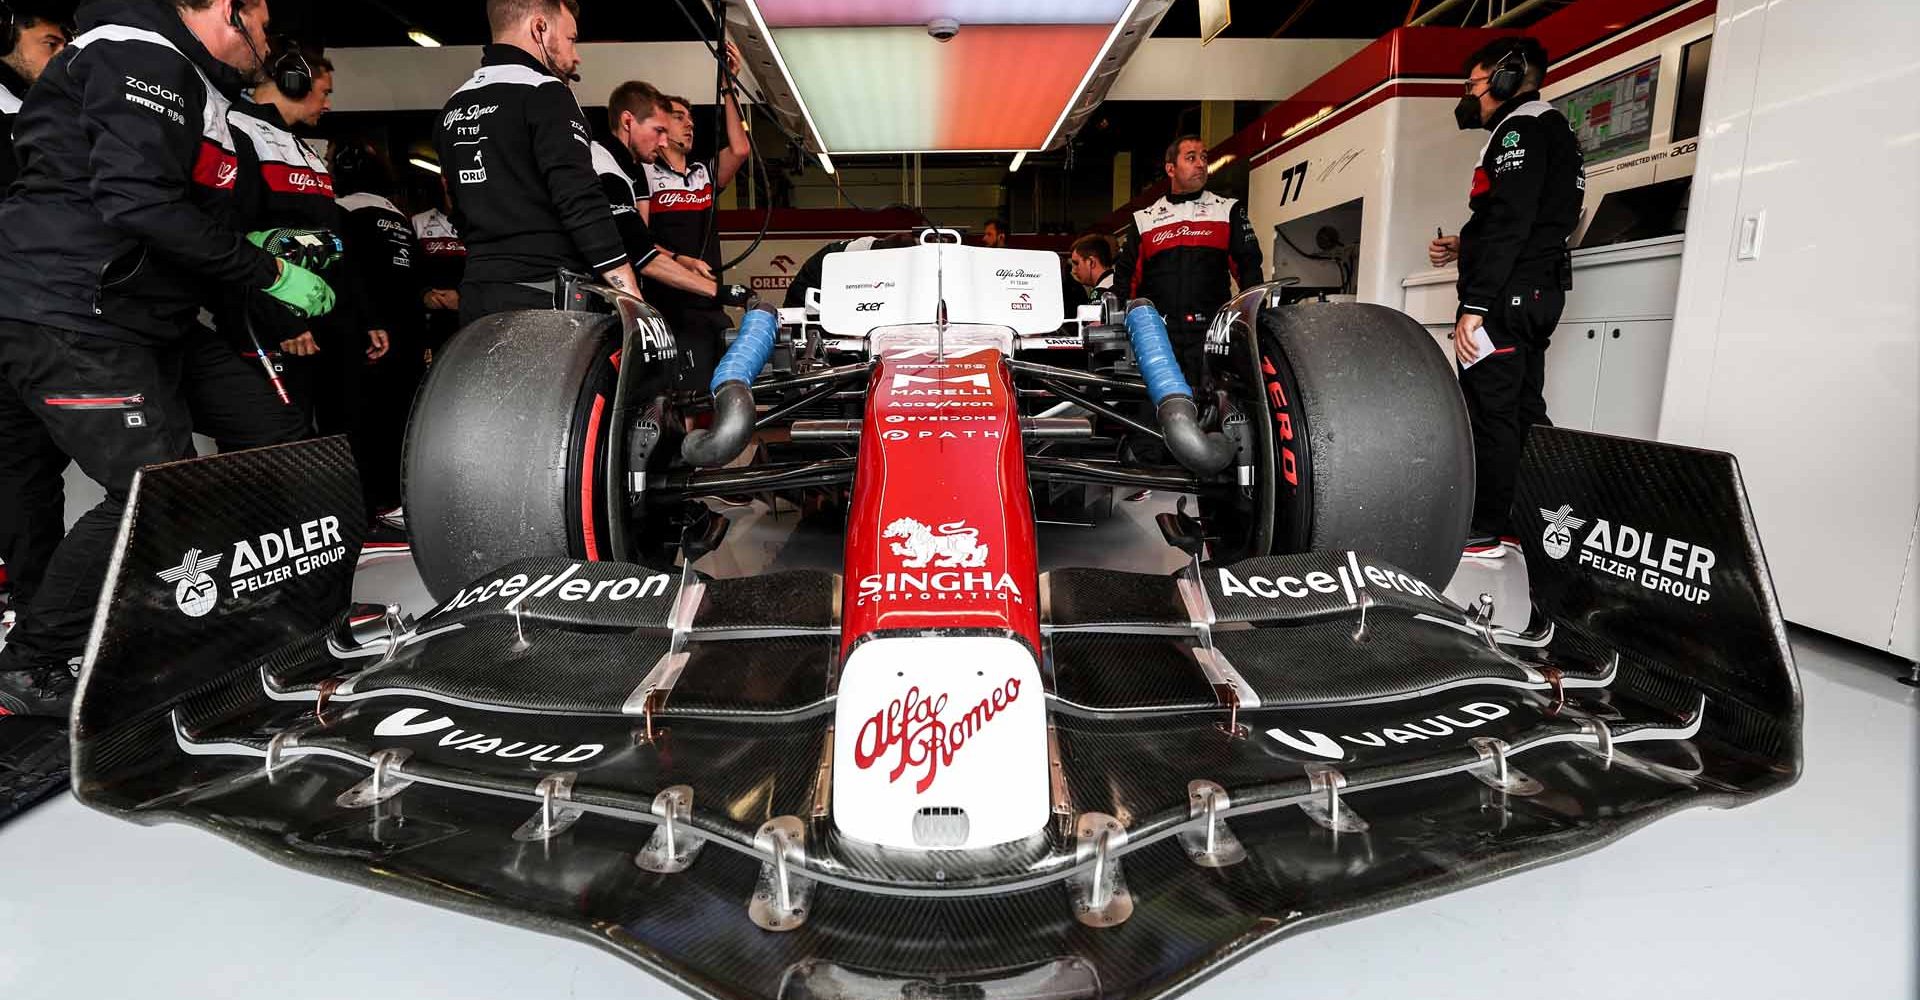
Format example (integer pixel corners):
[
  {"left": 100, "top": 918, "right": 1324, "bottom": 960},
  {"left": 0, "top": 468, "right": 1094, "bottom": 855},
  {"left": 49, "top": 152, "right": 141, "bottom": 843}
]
[{"left": 61, "top": 232, "right": 1799, "bottom": 1000}]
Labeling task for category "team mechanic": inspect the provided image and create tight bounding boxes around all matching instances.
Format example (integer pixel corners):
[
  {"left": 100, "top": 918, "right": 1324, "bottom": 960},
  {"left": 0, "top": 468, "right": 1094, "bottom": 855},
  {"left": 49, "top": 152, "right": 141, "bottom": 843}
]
[
  {"left": 227, "top": 40, "right": 389, "bottom": 416},
  {"left": 1112, "top": 134, "right": 1263, "bottom": 385},
  {"left": 436, "top": 0, "right": 639, "bottom": 326},
  {"left": 593, "top": 81, "right": 751, "bottom": 320},
  {"left": 1429, "top": 37, "right": 1583, "bottom": 558},
  {"left": 0, "top": 3, "right": 69, "bottom": 621},
  {"left": 640, "top": 41, "right": 752, "bottom": 394},
  {"left": 0, "top": 0, "right": 333, "bottom": 716},
  {"left": 0, "top": 3, "right": 68, "bottom": 190}
]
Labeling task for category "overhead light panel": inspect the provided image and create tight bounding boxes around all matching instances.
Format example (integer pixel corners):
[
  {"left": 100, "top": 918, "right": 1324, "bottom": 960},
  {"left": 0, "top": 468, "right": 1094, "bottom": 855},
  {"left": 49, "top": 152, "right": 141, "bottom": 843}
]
[
  {"left": 406, "top": 28, "right": 441, "bottom": 47},
  {"left": 1009, "top": 151, "right": 1027, "bottom": 172},
  {"left": 816, "top": 152, "right": 836, "bottom": 175},
  {"left": 408, "top": 157, "right": 441, "bottom": 174},
  {"left": 742, "top": 0, "right": 1147, "bottom": 155},
  {"left": 1207, "top": 153, "right": 1235, "bottom": 172}
]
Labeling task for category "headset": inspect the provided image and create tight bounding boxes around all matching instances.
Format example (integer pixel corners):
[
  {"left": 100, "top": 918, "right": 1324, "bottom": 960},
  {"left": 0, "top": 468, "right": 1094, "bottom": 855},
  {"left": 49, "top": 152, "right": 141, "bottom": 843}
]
[
  {"left": 1486, "top": 46, "right": 1531, "bottom": 102},
  {"left": 226, "top": 1, "right": 314, "bottom": 98},
  {"left": 0, "top": 1, "right": 15, "bottom": 59}
]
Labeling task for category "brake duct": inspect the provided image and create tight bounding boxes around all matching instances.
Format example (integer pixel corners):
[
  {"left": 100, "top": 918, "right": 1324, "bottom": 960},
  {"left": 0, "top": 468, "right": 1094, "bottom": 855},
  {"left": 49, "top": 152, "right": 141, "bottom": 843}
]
[
  {"left": 682, "top": 303, "right": 779, "bottom": 467},
  {"left": 1124, "top": 300, "right": 1238, "bottom": 475}
]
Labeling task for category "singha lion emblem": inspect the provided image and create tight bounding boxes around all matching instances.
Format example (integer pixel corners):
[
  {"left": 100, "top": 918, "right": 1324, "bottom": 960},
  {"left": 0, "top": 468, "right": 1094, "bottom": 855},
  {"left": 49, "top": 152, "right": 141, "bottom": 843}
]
[{"left": 884, "top": 518, "right": 988, "bottom": 568}]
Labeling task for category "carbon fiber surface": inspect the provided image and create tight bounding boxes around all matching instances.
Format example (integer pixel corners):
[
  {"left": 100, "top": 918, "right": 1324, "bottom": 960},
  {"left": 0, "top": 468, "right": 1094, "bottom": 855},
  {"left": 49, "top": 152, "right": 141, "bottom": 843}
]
[
  {"left": 696, "top": 572, "right": 839, "bottom": 633},
  {"left": 1044, "top": 569, "right": 1185, "bottom": 628},
  {"left": 70, "top": 431, "right": 1801, "bottom": 1000},
  {"left": 0, "top": 716, "right": 69, "bottom": 824}
]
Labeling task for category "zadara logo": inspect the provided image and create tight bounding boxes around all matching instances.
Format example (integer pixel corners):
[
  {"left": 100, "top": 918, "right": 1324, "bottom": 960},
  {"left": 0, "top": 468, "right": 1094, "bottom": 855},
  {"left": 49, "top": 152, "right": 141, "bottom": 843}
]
[
  {"left": 374, "top": 707, "right": 604, "bottom": 763},
  {"left": 1544, "top": 505, "right": 1718, "bottom": 604},
  {"left": 853, "top": 680, "right": 1022, "bottom": 792},
  {"left": 156, "top": 548, "right": 222, "bottom": 618}
]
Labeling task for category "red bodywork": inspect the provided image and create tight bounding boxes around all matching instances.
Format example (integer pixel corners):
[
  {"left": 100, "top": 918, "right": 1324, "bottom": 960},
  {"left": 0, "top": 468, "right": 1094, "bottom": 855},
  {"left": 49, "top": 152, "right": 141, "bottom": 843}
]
[{"left": 841, "top": 347, "right": 1042, "bottom": 657}]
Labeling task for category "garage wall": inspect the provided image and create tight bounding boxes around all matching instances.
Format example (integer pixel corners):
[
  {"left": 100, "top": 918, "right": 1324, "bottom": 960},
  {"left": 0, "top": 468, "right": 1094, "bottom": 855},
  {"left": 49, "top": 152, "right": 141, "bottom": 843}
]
[{"left": 1660, "top": 0, "right": 1920, "bottom": 659}]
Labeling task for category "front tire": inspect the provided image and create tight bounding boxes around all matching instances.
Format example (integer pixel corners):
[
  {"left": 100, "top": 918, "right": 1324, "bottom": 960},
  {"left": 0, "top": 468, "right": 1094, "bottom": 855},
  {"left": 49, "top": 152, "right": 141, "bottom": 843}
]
[
  {"left": 1210, "top": 299, "right": 1473, "bottom": 586},
  {"left": 402, "top": 310, "right": 622, "bottom": 600}
]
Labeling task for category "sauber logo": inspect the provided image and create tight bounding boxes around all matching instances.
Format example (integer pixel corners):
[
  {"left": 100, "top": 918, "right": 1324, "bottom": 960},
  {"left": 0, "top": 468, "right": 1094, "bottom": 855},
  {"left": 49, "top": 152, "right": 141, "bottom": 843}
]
[
  {"left": 157, "top": 549, "right": 222, "bottom": 618},
  {"left": 853, "top": 679, "right": 1022, "bottom": 793},
  {"left": 374, "top": 707, "right": 603, "bottom": 763},
  {"left": 886, "top": 518, "right": 987, "bottom": 568},
  {"left": 1543, "top": 505, "right": 1716, "bottom": 604},
  {"left": 1537, "top": 504, "right": 1587, "bottom": 560}
]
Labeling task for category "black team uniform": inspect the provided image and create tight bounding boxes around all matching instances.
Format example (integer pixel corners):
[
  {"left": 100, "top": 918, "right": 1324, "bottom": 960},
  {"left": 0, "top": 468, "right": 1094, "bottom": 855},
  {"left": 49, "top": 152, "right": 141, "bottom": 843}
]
[
  {"left": 1454, "top": 91, "right": 1584, "bottom": 540},
  {"left": 1111, "top": 189, "right": 1262, "bottom": 385},
  {"left": 226, "top": 98, "right": 366, "bottom": 431},
  {"left": 412, "top": 202, "right": 465, "bottom": 349},
  {"left": 640, "top": 156, "right": 727, "bottom": 391},
  {"left": 0, "top": 58, "right": 29, "bottom": 191},
  {"left": 435, "top": 45, "right": 628, "bottom": 326},
  {"left": 0, "top": 0, "right": 309, "bottom": 706},
  {"left": 337, "top": 187, "right": 423, "bottom": 515}
]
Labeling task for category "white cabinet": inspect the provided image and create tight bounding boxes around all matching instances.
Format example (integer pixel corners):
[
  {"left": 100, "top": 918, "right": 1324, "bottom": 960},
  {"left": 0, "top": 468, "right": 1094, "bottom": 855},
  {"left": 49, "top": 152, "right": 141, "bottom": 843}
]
[
  {"left": 1593, "top": 319, "right": 1673, "bottom": 438},
  {"left": 1401, "top": 235, "right": 1684, "bottom": 442},
  {"left": 1544, "top": 322, "right": 1603, "bottom": 430}
]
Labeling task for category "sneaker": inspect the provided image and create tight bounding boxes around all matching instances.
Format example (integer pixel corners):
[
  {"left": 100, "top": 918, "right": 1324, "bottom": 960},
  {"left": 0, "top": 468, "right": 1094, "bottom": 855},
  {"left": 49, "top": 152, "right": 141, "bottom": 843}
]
[
  {"left": 1462, "top": 535, "right": 1506, "bottom": 559},
  {"left": 0, "top": 659, "right": 78, "bottom": 717}
]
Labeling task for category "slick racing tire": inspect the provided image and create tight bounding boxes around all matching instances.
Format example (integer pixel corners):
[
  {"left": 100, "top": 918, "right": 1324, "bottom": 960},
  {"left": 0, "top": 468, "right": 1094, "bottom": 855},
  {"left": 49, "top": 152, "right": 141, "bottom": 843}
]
[
  {"left": 1210, "top": 300, "right": 1473, "bottom": 586},
  {"left": 403, "top": 310, "right": 623, "bottom": 600}
]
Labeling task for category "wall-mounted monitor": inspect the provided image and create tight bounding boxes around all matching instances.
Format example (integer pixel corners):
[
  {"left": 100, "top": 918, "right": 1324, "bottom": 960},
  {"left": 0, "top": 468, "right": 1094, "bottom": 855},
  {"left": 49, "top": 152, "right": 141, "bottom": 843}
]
[{"left": 1553, "top": 57, "right": 1661, "bottom": 164}]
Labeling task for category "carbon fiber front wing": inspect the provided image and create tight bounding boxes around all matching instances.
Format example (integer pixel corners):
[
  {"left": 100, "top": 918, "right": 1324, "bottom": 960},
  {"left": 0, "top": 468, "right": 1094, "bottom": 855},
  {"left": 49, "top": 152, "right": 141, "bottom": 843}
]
[{"left": 70, "top": 430, "right": 1799, "bottom": 1000}]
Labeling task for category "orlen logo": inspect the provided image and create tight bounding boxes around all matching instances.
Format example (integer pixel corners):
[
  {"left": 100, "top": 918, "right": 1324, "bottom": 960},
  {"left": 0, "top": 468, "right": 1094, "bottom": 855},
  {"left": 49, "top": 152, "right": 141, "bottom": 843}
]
[
  {"left": 374, "top": 707, "right": 604, "bottom": 763},
  {"left": 770, "top": 254, "right": 796, "bottom": 273},
  {"left": 1010, "top": 292, "right": 1033, "bottom": 312},
  {"left": 853, "top": 679, "right": 1022, "bottom": 792}
]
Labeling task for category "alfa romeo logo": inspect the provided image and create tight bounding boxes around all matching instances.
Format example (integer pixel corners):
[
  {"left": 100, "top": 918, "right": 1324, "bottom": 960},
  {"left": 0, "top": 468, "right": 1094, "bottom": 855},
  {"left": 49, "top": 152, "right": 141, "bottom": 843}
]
[
  {"left": 156, "top": 548, "right": 222, "bottom": 617},
  {"left": 1537, "top": 505, "right": 1588, "bottom": 561}
]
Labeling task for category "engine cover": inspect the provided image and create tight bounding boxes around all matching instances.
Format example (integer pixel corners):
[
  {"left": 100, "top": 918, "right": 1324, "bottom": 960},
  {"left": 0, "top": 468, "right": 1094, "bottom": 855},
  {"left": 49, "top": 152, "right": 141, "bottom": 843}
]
[{"left": 834, "top": 343, "right": 1047, "bottom": 849}]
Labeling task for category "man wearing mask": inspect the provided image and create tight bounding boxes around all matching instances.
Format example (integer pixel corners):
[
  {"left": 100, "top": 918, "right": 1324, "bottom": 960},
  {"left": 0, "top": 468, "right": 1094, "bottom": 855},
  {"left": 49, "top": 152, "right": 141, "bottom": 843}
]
[
  {"left": 1112, "top": 135, "right": 1263, "bottom": 385},
  {"left": 0, "top": 0, "right": 334, "bottom": 715},
  {"left": 638, "top": 43, "right": 751, "bottom": 395},
  {"left": 437, "top": 0, "right": 638, "bottom": 325},
  {"left": 1428, "top": 37, "right": 1583, "bottom": 558},
  {"left": 0, "top": 5, "right": 68, "bottom": 190}
]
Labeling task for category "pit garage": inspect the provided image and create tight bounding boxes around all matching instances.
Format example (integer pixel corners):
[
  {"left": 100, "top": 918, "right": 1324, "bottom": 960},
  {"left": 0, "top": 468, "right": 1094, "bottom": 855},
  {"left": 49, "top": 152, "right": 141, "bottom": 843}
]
[{"left": 0, "top": 1, "right": 1913, "bottom": 998}]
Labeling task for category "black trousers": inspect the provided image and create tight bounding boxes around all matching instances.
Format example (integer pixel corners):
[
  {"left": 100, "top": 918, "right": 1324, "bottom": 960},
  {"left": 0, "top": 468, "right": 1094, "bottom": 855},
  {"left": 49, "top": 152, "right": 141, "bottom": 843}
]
[
  {"left": 458, "top": 280, "right": 552, "bottom": 328},
  {"left": 0, "top": 321, "right": 304, "bottom": 669},
  {"left": 1458, "top": 285, "right": 1562, "bottom": 537}
]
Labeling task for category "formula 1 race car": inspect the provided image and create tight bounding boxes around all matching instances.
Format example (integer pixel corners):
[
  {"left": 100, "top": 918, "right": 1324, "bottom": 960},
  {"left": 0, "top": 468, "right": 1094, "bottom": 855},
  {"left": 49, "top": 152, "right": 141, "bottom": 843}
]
[{"left": 64, "top": 235, "right": 1800, "bottom": 1000}]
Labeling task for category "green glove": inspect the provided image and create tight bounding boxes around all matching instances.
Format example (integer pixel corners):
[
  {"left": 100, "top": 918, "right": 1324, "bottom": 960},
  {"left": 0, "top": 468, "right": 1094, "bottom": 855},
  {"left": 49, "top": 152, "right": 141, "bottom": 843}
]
[{"left": 263, "top": 259, "right": 335, "bottom": 319}]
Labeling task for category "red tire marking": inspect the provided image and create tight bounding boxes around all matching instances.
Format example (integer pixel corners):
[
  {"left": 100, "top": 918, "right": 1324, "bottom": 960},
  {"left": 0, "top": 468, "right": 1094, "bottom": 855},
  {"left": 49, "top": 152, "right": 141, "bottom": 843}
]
[{"left": 580, "top": 393, "right": 607, "bottom": 562}]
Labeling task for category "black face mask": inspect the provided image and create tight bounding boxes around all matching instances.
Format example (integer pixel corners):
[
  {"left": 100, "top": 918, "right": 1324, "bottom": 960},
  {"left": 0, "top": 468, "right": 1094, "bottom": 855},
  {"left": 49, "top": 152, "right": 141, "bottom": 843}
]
[{"left": 1454, "top": 95, "right": 1484, "bottom": 131}]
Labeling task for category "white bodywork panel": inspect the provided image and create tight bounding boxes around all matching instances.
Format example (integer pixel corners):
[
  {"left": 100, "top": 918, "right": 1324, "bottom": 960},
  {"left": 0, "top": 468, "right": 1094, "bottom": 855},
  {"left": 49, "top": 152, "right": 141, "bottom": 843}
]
[
  {"left": 832, "top": 635, "right": 1050, "bottom": 850},
  {"left": 818, "top": 243, "right": 1068, "bottom": 337}
]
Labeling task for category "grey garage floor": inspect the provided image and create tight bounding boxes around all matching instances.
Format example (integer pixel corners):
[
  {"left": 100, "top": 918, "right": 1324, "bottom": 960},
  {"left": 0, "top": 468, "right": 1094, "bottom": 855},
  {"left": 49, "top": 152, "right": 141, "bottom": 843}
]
[{"left": 1, "top": 496, "right": 1911, "bottom": 999}]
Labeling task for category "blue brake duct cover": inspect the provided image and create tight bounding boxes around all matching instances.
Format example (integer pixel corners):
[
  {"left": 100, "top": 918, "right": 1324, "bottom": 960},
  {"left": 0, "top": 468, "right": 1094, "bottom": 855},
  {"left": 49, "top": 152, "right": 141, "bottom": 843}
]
[
  {"left": 1125, "top": 303, "right": 1191, "bottom": 405},
  {"left": 710, "top": 305, "right": 777, "bottom": 391}
]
